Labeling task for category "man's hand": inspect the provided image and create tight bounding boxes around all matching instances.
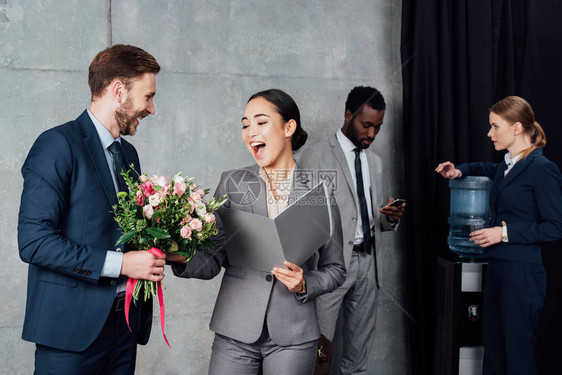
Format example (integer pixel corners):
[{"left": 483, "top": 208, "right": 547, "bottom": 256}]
[
  {"left": 272, "top": 261, "right": 306, "bottom": 293},
  {"left": 379, "top": 197, "right": 405, "bottom": 223},
  {"left": 121, "top": 250, "right": 166, "bottom": 282},
  {"left": 435, "top": 161, "right": 462, "bottom": 179}
]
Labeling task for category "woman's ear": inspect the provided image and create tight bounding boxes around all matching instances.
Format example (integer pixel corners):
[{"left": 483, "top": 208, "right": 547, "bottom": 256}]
[
  {"left": 285, "top": 119, "right": 297, "bottom": 138},
  {"left": 513, "top": 121, "right": 523, "bottom": 136}
]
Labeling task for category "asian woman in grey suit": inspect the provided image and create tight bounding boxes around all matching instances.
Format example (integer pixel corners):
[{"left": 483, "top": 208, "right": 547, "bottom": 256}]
[{"left": 169, "top": 89, "right": 346, "bottom": 375}]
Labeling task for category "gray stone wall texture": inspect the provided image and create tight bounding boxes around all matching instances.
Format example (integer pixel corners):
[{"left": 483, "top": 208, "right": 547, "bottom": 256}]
[{"left": 0, "top": 1, "right": 409, "bottom": 374}]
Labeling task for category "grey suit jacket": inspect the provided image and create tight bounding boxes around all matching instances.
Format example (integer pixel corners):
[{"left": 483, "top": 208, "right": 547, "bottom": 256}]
[
  {"left": 298, "top": 133, "right": 393, "bottom": 268},
  {"left": 172, "top": 164, "right": 345, "bottom": 346}
]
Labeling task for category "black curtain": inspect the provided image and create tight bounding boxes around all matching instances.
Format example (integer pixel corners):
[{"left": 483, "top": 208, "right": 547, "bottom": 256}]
[{"left": 400, "top": 0, "right": 562, "bottom": 373}]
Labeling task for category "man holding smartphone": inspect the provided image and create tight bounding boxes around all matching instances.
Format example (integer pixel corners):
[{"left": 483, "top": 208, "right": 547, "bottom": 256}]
[{"left": 299, "top": 86, "right": 405, "bottom": 374}]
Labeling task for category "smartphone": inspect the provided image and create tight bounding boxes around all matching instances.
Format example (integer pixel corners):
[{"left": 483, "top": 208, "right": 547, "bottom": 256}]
[{"left": 387, "top": 198, "right": 406, "bottom": 207}]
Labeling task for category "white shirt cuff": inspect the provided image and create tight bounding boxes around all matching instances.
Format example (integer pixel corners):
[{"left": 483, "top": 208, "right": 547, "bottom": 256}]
[{"left": 100, "top": 251, "right": 123, "bottom": 278}]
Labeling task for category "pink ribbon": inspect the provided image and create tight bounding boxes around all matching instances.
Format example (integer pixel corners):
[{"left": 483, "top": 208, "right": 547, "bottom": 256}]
[{"left": 124, "top": 247, "right": 170, "bottom": 347}]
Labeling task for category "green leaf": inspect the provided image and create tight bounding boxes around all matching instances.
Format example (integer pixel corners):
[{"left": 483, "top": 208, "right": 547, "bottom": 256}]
[
  {"left": 205, "top": 240, "right": 218, "bottom": 249},
  {"left": 146, "top": 227, "right": 171, "bottom": 239},
  {"left": 115, "top": 231, "right": 138, "bottom": 245}
]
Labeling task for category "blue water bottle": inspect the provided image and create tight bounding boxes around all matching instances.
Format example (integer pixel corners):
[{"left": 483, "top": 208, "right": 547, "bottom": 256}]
[{"left": 447, "top": 176, "right": 492, "bottom": 258}]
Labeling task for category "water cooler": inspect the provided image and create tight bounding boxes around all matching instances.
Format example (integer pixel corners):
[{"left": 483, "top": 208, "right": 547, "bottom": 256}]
[{"left": 434, "top": 177, "right": 491, "bottom": 375}]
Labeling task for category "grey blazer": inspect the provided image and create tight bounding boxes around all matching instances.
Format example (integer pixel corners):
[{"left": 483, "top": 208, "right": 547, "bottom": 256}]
[
  {"left": 298, "top": 134, "right": 393, "bottom": 268},
  {"left": 172, "top": 164, "right": 345, "bottom": 346}
]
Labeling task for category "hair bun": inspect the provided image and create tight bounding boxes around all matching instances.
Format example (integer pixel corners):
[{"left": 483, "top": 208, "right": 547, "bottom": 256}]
[{"left": 292, "top": 127, "right": 308, "bottom": 151}]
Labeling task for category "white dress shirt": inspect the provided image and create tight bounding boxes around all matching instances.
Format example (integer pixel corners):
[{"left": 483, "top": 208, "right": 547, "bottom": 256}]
[
  {"left": 504, "top": 151, "right": 523, "bottom": 176},
  {"left": 336, "top": 129, "right": 375, "bottom": 245},
  {"left": 87, "top": 109, "right": 124, "bottom": 285}
]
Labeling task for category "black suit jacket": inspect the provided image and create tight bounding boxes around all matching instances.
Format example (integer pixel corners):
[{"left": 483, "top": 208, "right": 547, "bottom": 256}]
[{"left": 459, "top": 148, "right": 562, "bottom": 263}]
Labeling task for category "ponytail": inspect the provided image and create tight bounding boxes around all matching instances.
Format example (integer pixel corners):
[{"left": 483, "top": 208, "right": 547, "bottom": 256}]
[
  {"left": 532, "top": 121, "right": 546, "bottom": 148},
  {"left": 520, "top": 121, "right": 547, "bottom": 160}
]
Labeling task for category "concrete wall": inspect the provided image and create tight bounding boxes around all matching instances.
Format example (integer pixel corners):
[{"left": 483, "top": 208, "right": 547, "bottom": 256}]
[{"left": 0, "top": 0, "right": 409, "bottom": 373}]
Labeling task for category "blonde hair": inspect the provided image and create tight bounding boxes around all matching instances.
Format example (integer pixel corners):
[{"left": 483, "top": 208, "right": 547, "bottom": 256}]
[{"left": 490, "top": 96, "right": 546, "bottom": 159}]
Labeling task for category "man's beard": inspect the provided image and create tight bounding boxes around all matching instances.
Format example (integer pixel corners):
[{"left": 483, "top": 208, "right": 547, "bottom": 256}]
[
  {"left": 346, "top": 117, "right": 372, "bottom": 149},
  {"left": 115, "top": 97, "right": 147, "bottom": 136}
]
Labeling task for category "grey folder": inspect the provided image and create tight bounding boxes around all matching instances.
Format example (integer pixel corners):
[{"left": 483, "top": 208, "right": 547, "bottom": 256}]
[{"left": 220, "top": 182, "right": 332, "bottom": 271}]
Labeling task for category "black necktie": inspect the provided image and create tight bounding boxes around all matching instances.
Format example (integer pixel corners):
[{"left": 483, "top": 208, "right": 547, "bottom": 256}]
[
  {"left": 353, "top": 149, "right": 372, "bottom": 255},
  {"left": 108, "top": 141, "right": 127, "bottom": 192}
]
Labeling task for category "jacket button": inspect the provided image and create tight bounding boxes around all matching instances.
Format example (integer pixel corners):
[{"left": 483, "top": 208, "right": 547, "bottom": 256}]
[
  {"left": 115, "top": 248, "right": 123, "bottom": 253},
  {"left": 352, "top": 217, "right": 357, "bottom": 222},
  {"left": 265, "top": 274, "right": 273, "bottom": 282},
  {"left": 348, "top": 241, "right": 354, "bottom": 245},
  {"left": 111, "top": 280, "right": 117, "bottom": 286}
]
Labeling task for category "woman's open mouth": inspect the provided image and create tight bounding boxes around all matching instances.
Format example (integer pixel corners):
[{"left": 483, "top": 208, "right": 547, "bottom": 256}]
[{"left": 251, "top": 141, "right": 266, "bottom": 157}]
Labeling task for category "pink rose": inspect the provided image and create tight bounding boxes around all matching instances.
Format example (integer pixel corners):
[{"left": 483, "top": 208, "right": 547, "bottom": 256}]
[
  {"left": 190, "top": 191, "right": 202, "bottom": 202},
  {"left": 187, "top": 199, "right": 195, "bottom": 213},
  {"left": 141, "top": 182, "right": 155, "bottom": 197},
  {"left": 143, "top": 205, "right": 154, "bottom": 219},
  {"left": 180, "top": 214, "right": 192, "bottom": 226},
  {"left": 180, "top": 225, "right": 192, "bottom": 239},
  {"left": 160, "top": 183, "right": 171, "bottom": 197},
  {"left": 194, "top": 187, "right": 206, "bottom": 197},
  {"left": 151, "top": 175, "right": 168, "bottom": 187},
  {"left": 139, "top": 175, "right": 149, "bottom": 183},
  {"left": 174, "top": 182, "right": 188, "bottom": 196},
  {"left": 203, "top": 213, "right": 215, "bottom": 224},
  {"left": 136, "top": 190, "right": 144, "bottom": 206},
  {"left": 189, "top": 218, "right": 203, "bottom": 232}
]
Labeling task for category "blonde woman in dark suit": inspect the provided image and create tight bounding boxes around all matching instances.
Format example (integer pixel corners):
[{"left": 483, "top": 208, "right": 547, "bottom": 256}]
[{"left": 436, "top": 96, "right": 562, "bottom": 375}]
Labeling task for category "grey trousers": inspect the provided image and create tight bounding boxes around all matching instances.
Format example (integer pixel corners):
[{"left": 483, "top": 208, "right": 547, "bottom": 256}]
[
  {"left": 316, "top": 251, "right": 379, "bottom": 375},
  {"left": 208, "top": 332, "right": 317, "bottom": 375}
]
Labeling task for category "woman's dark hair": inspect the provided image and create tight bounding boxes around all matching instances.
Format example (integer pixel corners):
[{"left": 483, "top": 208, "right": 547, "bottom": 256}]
[{"left": 248, "top": 89, "right": 308, "bottom": 151}]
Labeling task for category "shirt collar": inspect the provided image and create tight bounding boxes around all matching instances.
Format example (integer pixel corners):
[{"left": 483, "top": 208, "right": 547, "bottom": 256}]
[
  {"left": 87, "top": 109, "right": 121, "bottom": 149},
  {"left": 258, "top": 165, "right": 296, "bottom": 187},
  {"left": 336, "top": 129, "right": 359, "bottom": 154},
  {"left": 504, "top": 151, "right": 523, "bottom": 167}
]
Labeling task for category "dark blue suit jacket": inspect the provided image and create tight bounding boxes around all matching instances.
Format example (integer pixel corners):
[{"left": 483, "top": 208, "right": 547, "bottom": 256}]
[
  {"left": 459, "top": 148, "right": 562, "bottom": 263},
  {"left": 17, "top": 110, "right": 152, "bottom": 351}
]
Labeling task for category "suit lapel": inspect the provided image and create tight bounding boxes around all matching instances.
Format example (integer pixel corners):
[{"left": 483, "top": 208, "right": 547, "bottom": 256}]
[
  {"left": 492, "top": 149, "right": 540, "bottom": 204},
  {"left": 290, "top": 166, "right": 313, "bottom": 202},
  {"left": 77, "top": 111, "right": 119, "bottom": 207},
  {"left": 329, "top": 135, "right": 356, "bottom": 199},
  {"left": 248, "top": 165, "right": 267, "bottom": 216}
]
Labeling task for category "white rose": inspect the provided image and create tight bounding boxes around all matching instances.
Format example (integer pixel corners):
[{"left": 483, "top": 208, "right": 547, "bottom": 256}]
[
  {"left": 195, "top": 203, "right": 207, "bottom": 217},
  {"left": 149, "top": 194, "right": 161, "bottom": 207}
]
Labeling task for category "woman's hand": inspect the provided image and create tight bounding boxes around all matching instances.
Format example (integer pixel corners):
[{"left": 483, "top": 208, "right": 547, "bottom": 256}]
[
  {"left": 435, "top": 161, "right": 462, "bottom": 179},
  {"left": 166, "top": 254, "right": 187, "bottom": 263},
  {"left": 470, "top": 227, "right": 502, "bottom": 247},
  {"left": 272, "top": 261, "right": 306, "bottom": 293}
]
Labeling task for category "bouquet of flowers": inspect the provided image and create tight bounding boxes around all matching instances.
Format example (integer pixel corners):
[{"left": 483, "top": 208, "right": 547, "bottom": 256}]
[{"left": 113, "top": 167, "right": 226, "bottom": 302}]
